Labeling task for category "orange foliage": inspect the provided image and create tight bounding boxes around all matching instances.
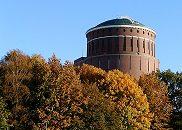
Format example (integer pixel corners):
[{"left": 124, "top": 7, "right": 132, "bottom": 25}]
[
  {"left": 0, "top": 50, "right": 32, "bottom": 127},
  {"left": 139, "top": 73, "right": 173, "bottom": 129},
  {"left": 79, "top": 64, "right": 152, "bottom": 129},
  {"left": 0, "top": 50, "right": 173, "bottom": 130}
]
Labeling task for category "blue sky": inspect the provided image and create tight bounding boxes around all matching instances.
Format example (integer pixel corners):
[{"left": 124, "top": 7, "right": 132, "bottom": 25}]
[{"left": 0, "top": 0, "right": 181, "bottom": 72}]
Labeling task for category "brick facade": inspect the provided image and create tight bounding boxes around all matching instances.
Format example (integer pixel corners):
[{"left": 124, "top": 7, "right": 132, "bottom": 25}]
[{"left": 75, "top": 18, "right": 159, "bottom": 79}]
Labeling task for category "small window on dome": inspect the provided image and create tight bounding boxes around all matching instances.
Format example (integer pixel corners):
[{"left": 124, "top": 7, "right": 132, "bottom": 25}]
[
  {"left": 148, "top": 32, "right": 149, "bottom": 35},
  {"left": 143, "top": 31, "right": 145, "bottom": 34},
  {"left": 130, "top": 29, "right": 132, "bottom": 32},
  {"left": 123, "top": 29, "right": 126, "bottom": 32},
  {"left": 137, "top": 30, "right": 139, "bottom": 33}
]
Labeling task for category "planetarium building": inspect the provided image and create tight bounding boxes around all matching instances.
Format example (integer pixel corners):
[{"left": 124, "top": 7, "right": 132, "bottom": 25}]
[{"left": 75, "top": 17, "right": 159, "bottom": 79}]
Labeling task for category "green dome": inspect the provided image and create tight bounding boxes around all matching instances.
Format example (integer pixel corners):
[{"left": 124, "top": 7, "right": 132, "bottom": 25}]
[
  {"left": 93, "top": 17, "right": 145, "bottom": 29},
  {"left": 86, "top": 17, "right": 156, "bottom": 34}
]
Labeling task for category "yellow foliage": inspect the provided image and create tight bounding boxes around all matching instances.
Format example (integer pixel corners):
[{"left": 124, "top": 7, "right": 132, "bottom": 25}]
[
  {"left": 139, "top": 73, "right": 173, "bottom": 129},
  {"left": 100, "top": 70, "right": 151, "bottom": 129},
  {"left": 79, "top": 64, "right": 105, "bottom": 84},
  {"left": 79, "top": 65, "right": 152, "bottom": 129}
]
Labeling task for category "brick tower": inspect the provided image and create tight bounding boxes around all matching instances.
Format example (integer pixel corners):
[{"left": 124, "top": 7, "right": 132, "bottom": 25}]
[{"left": 75, "top": 17, "right": 159, "bottom": 79}]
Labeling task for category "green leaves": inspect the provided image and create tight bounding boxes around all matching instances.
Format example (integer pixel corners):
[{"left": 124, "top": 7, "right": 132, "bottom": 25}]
[
  {"left": 0, "top": 97, "right": 10, "bottom": 128},
  {"left": 159, "top": 70, "right": 182, "bottom": 129}
]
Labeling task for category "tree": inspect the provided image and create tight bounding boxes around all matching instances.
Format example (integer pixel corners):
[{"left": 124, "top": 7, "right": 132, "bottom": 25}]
[
  {"left": 159, "top": 70, "right": 182, "bottom": 129},
  {"left": 79, "top": 64, "right": 151, "bottom": 129},
  {"left": 0, "top": 50, "right": 32, "bottom": 129},
  {"left": 79, "top": 83, "right": 125, "bottom": 130},
  {"left": 35, "top": 61, "right": 84, "bottom": 129},
  {"left": 36, "top": 62, "right": 125, "bottom": 130},
  {"left": 139, "top": 73, "right": 172, "bottom": 129},
  {"left": 0, "top": 52, "right": 130, "bottom": 129},
  {"left": 3, "top": 51, "right": 177, "bottom": 129}
]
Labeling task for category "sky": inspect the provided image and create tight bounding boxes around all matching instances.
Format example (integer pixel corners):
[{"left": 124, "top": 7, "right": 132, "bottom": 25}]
[{"left": 0, "top": 0, "right": 181, "bottom": 72}]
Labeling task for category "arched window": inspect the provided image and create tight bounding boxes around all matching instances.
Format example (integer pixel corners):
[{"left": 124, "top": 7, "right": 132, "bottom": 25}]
[
  {"left": 154, "top": 45, "right": 155, "bottom": 57},
  {"left": 115, "top": 37, "right": 119, "bottom": 52},
  {"left": 137, "top": 39, "right": 139, "bottom": 52},
  {"left": 96, "top": 40, "right": 99, "bottom": 53},
  {"left": 140, "top": 57, "right": 141, "bottom": 70},
  {"left": 130, "top": 56, "right": 132, "bottom": 70},
  {"left": 148, "top": 59, "right": 150, "bottom": 72},
  {"left": 116, "top": 28, "right": 119, "bottom": 35},
  {"left": 123, "top": 37, "right": 126, "bottom": 51},
  {"left": 148, "top": 42, "right": 150, "bottom": 54},
  {"left": 151, "top": 43, "right": 153, "bottom": 56},
  {"left": 101, "top": 39, "right": 104, "bottom": 51},
  {"left": 108, "top": 38, "right": 112, "bottom": 53},
  {"left": 143, "top": 40, "right": 145, "bottom": 53},
  {"left": 91, "top": 42, "right": 95, "bottom": 55},
  {"left": 131, "top": 38, "right": 133, "bottom": 52}
]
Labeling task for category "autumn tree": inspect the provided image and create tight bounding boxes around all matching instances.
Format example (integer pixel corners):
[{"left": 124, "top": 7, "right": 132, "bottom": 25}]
[
  {"left": 79, "top": 64, "right": 151, "bottom": 129},
  {"left": 0, "top": 50, "right": 32, "bottom": 129},
  {"left": 0, "top": 51, "right": 132, "bottom": 129},
  {"left": 159, "top": 70, "right": 182, "bottom": 129},
  {"left": 0, "top": 51, "right": 50, "bottom": 129},
  {"left": 37, "top": 59, "right": 80, "bottom": 129},
  {"left": 139, "top": 73, "right": 173, "bottom": 129},
  {"left": 2, "top": 50, "right": 178, "bottom": 129},
  {"left": 36, "top": 61, "right": 126, "bottom": 130},
  {"left": 79, "top": 83, "right": 125, "bottom": 130}
]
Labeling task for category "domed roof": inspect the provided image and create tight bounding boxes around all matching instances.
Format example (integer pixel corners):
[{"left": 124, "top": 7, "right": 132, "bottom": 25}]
[
  {"left": 86, "top": 16, "right": 156, "bottom": 34},
  {"left": 95, "top": 16, "right": 145, "bottom": 28}
]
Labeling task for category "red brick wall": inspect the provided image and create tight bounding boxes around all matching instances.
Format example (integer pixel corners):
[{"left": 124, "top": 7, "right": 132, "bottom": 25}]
[{"left": 84, "top": 26, "right": 159, "bottom": 79}]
